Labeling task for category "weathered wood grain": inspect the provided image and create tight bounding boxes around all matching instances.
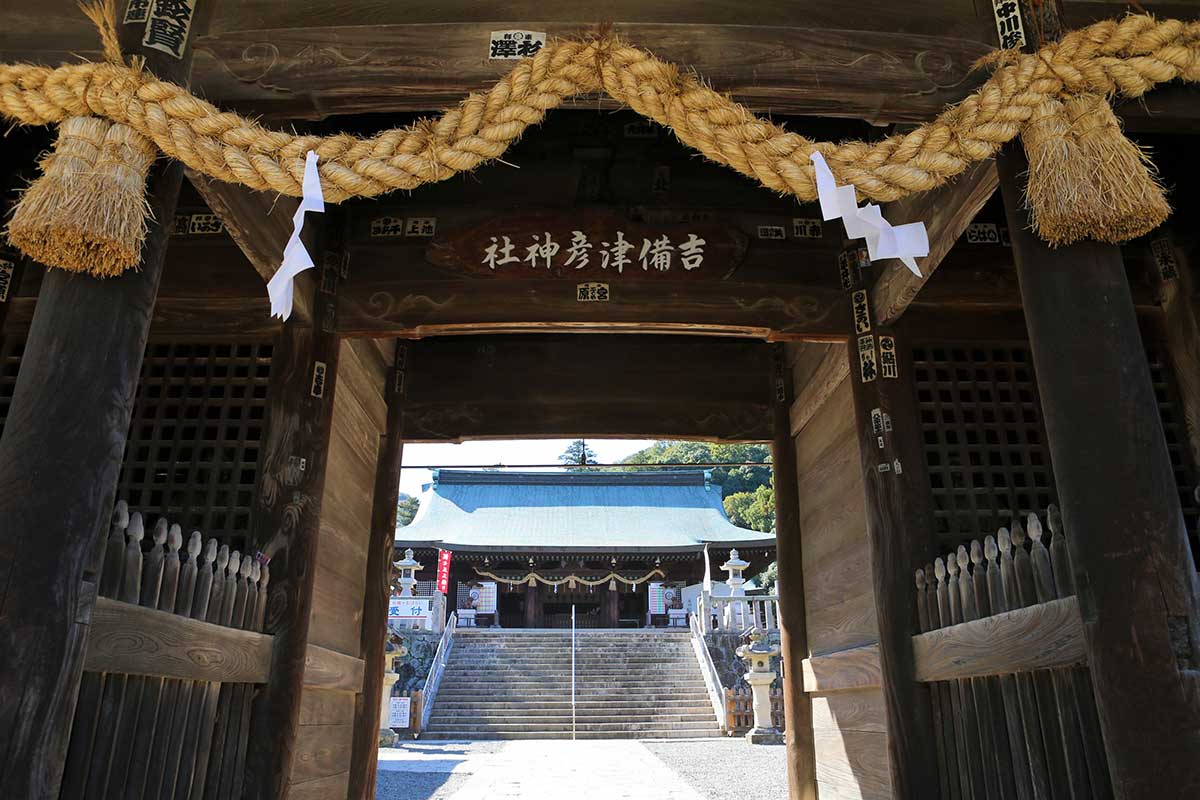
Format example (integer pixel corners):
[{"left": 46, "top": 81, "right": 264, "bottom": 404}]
[
  {"left": 337, "top": 276, "right": 849, "bottom": 340},
  {"left": 303, "top": 644, "right": 366, "bottom": 693},
  {"left": 789, "top": 345, "right": 851, "bottom": 436},
  {"left": 870, "top": 161, "right": 998, "bottom": 326},
  {"left": 82, "top": 595, "right": 272, "bottom": 683},
  {"left": 0, "top": 13, "right": 210, "bottom": 796},
  {"left": 244, "top": 272, "right": 343, "bottom": 800},
  {"left": 802, "top": 644, "right": 882, "bottom": 693},
  {"left": 350, "top": 341, "right": 404, "bottom": 800},
  {"left": 812, "top": 728, "right": 893, "bottom": 800},
  {"left": 810, "top": 690, "right": 888, "bottom": 734},
  {"left": 771, "top": 346, "right": 818, "bottom": 800},
  {"left": 1000, "top": 144, "right": 1200, "bottom": 798},
  {"left": 187, "top": 171, "right": 311, "bottom": 324}
]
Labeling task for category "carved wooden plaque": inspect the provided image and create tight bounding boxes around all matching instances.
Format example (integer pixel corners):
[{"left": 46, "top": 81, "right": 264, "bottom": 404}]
[{"left": 425, "top": 209, "right": 747, "bottom": 279}]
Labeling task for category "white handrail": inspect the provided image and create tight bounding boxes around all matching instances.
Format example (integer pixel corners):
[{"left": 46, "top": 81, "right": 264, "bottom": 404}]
[
  {"left": 420, "top": 610, "right": 457, "bottom": 732},
  {"left": 571, "top": 604, "right": 577, "bottom": 740},
  {"left": 689, "top": 612, "right": 728, "bottom": 733},
  {"left": 709, "top": 595, "right": 781, "bottom": 632}
]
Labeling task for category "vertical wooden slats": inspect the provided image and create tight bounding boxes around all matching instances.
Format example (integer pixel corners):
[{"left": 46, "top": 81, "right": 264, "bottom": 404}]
[
  {"left": 915, "top": 507, "right": 1113, "bottom": 799},
  {"left": 59, "top": 507, "right": 272, "bottom": 800}
]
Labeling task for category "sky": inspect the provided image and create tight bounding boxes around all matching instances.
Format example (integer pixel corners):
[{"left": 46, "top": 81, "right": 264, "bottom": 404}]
[{"left": 398, "top": 438, "right": 657, "bottom": 497}]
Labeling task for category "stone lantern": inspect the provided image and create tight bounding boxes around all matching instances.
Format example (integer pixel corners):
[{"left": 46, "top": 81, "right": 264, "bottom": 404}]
[
  {"left": 721, "top": 549, "right": 750, "bottom": 630},
  {"left": 736, "top": 629, "right": 783, "bottom": 744},
  {"left": 395, "top": 548, "right": 423, "bottom": 598}
]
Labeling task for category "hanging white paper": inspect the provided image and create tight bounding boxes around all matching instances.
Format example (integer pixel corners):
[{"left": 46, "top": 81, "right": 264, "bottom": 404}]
[
  {"left": 267, "top": 151, "right": 325, "bottom": 320},
  {"left": 810, "top": 152, "right": 928, "bottom": 277}
]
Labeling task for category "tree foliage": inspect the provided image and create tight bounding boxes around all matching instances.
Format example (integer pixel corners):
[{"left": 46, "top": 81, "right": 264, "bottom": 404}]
[
  {"left": 619, "top": 440, "right": 771, "bottom": 496},
  {"left": 396, "top": 494, "right": 420, "bottom": 527},
  {"left": 558, "top": 439, "right": 599, "bottom": 470},
  {"left": 723, "top": 484, "right": 775, "bottom": 533}
]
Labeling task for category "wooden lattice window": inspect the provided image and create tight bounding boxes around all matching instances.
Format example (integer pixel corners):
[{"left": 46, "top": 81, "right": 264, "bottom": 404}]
[
  {"left": 913, "top": 344, "right": 1055, "bottom": 544},
  {"left": 119, "top": 342, "right": 272, "bottom": 550},
  {"left": 914, "top": 343, "right": 1200, "bottom": 553},
  {"left": 0, "top": 339, "right": 272, "bottom": 551}
]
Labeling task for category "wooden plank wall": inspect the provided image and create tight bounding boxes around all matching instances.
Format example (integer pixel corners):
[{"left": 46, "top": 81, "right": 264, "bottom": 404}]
[
  {"left": 288, "top": 338, "right": 389, "bottom": 799},
  {"left": 788, "top": 341, "right": 893, "bottom": 800}
]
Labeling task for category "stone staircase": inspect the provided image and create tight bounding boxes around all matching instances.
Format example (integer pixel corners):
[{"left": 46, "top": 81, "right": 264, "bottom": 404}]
[{"left": 421, "top": 628, "right": 722, "bottom": 740}]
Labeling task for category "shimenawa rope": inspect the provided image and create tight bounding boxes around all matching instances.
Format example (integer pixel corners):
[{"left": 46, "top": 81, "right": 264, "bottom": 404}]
[{"left": 2, "top": 8, "right": 1198, "bottom": 275}]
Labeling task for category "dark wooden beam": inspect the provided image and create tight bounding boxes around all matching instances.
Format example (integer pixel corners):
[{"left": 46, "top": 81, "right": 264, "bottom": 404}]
[
  {"left": 243, "top": 238, "right": 343, "bottom": 799},
  {"left": 871, "top": 161, "right": 999, "bottom": 326},
  {"left": 399, "top": 334, "right": 773, "bottom": 442},
  {"left": 187, "top": 171, "right": 312, "bottom": 324},
  {"left": 998, "top": 145, "right": 1200, "bottom": 799},
  {"left": 338, "top": 277, "right": 850, "bottom": 340},
  {"left": 349, "top": 341, "right": 404, "bottom": 800},
  {"left": 0, "top": 10, "right": 210, "bottom": 796},
  {"left": 845, "top": 296, "right": 939, "bottom": 797},
  {"left": 770, "top": 346, "right": 818, "bottom": 800}
]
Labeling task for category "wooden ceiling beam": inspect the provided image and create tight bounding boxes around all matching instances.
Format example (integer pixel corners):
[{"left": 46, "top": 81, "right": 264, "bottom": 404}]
[
  {"left": 870, "top": 160, "right": 999, "bottom": 327},
  {"left": 186, "top": 171, "right": 313, "bottom": 324}
]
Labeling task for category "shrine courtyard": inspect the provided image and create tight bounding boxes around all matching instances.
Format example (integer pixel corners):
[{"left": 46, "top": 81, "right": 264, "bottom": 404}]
[{"left": 375, "top": 739, "right": 787, "bottom": 800}]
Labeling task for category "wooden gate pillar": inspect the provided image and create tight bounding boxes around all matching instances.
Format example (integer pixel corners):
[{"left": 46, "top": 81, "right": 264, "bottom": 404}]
[
  {"left": 0, "top": 12, "right": 208, "bottom": 797},
  {"left": 769, "top": 346, "right": 817, "bottom": 800},
  {"left": 845, "top": 304, "right": 939, "bottom": 798},
  {"left": 243, "top": 223, "right": 343, "bottom": 800},
  {"left": 349, "top": 342, "right": 406, "bottom": 800},
  {"left": 998, "top": 147, "right": 1200, "bottom": 798}
]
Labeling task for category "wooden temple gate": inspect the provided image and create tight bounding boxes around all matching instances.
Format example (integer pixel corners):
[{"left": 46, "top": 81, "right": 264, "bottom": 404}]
[{"left": 1, "top": 2, "right": 1200, "bottom": 800}]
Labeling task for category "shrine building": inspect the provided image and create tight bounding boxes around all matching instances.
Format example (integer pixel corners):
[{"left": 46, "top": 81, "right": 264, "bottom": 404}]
[{"left": 393, "top": 469, "right": 776, "bottom": 628}]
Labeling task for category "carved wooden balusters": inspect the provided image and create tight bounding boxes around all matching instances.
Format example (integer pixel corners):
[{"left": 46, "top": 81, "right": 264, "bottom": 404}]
[
  {"left": 913, "top": 506, "right": 1113, "bottom": 800},
  {"left": 60, "top": 504, "right": 272, "bottom": 800}
]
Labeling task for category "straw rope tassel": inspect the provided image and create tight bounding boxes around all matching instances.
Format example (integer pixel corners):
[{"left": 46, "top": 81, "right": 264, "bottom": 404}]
[
  {"left": 1021, "top": 92, "right": 1169, "bottom": 246},
  {"left": 1, "top": 11, "right": 1198, "bottom": 273},
  {"left": 7, "top": 116, "right": 156, "bottom": 276}
]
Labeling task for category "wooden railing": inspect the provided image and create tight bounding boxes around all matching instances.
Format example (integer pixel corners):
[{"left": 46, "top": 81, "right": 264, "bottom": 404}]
[
  {"left": 701, "top": 593, "right": 780, "bottom": 633},
  {"left": 62, "top": 502, "right": 274, "bottom": 800},
  {"left": 724, "top": 686, "right": 785, "bottom": 734},
  {"left": 418, "top": 610, "right": 457, "bottom": 732},
  {"left": 913, "top": 506, "right": 1111, "bottom": 800}
]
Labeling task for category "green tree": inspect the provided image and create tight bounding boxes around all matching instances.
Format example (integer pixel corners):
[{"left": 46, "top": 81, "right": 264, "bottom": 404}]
[
  {"left": 723, "top": 484, "right": 775, "bottom": 532},
  {"left": 754, "top": 561, "right": 778, "bottom": 593},
  {"left": 620, "top": 440, "right": 771, "bottom": 496},
  {"left": 559, "top": 439, "right": 599, "bottom": 470},
  {"left": 396, "top": 494, "right": 419, "bottom": 527}
]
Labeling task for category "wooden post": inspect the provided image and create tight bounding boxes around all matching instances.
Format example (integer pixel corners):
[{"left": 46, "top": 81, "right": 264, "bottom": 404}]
[
  {"left": 349, "top": 342, "right": 406, "bottom": 800},
  {"left": 997, "top": 147, "right": 1200, "bottom": 798},
  {"left": 243, "top": 226, "right": 343, "bottom": 799},
  {"left": 0, "top": 9, "right": 209, "bottom": 795},
  {"left": 769, "top": 345, "right": 817, "bottom": 800},
  {"left": 845, "top": 310, "right": 940, "bottom": 798}
]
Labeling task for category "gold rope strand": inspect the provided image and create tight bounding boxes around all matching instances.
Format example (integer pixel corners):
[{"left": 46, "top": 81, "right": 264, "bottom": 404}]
[
  {"left": 1, "top": 12, "right": 1198, "bottom": 275},
  {"left": 0, "top": 14, "right": 1194, "bottom": 204}
]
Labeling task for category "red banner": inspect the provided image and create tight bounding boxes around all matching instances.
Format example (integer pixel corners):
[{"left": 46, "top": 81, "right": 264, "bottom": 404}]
[{"left": 436, "top": 549, "right": 452, "bottom": 594}]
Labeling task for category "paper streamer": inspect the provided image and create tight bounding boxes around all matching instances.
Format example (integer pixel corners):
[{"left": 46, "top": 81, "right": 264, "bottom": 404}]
[
  {"left": 267, "top": 150, "right": 325, "bottom": 320},
  {"left": 810, "top": 152, "right": 928, "bottom": 277}
]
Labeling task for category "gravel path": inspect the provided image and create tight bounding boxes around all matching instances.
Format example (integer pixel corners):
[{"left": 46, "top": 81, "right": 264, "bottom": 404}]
[
  {"left": 376, "top": 738, "right": 787, "bottom": 800},
  {"left": 643, "top": 738, "right": 788, "bottom": 800}
]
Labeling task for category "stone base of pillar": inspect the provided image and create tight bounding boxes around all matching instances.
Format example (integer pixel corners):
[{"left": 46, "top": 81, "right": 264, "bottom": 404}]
[
  {"left": 745, "top": 727, "right": 784, "bottom": 745},
  {"left": 379, "top": 727, "right": 398, "bottom": 747}
]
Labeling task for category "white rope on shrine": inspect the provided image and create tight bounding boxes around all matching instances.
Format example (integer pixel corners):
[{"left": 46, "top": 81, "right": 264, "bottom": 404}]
[{"left": 472, "top": 568, "right": 666, "bottom": 589}]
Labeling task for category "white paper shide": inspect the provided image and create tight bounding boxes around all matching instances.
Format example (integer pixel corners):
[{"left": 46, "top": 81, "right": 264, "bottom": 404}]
[{"left": 267, "top": 151, "right": 325, "bottom": 320}]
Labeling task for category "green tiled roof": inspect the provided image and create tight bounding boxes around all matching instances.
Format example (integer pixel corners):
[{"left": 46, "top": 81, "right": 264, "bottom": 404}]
[{"left": 395, "top": 469, "right": 775, "bottom": 553}]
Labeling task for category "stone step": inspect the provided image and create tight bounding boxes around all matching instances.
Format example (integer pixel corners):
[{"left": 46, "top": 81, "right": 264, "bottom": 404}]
[
  {"left": 440, "top": 668, "right": 703, "bottom": 677},
  {"left": 430, "top": 701, "right": 716, "bottom": 713},
  {"left": 427, "top": 714, "right": 715, "bottom": 724},
  {"left": 419, "top": 729, "right": 722, "bottom": 741},
  {"left": 423, "top": 719, "right": 720, "bottom": 733}
]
